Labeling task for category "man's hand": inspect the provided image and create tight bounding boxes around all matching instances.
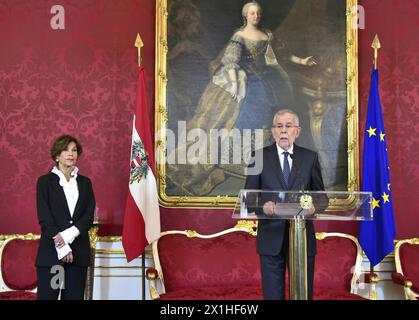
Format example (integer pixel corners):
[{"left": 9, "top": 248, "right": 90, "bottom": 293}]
[
  {"left": 263, "top": 201, "right": 276, "bottom": 215},
  {"left": 307, "top": 204, "right": 316, "bottom": 215}
]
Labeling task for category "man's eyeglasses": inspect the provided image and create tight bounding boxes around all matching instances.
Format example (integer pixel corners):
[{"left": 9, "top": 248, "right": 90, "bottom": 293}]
[{"left": 272, "top": 124, "right": 299, "bottom": 130}]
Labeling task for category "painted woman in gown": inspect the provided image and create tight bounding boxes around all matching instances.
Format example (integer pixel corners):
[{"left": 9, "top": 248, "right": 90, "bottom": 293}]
[{"left": 167, "top": 1, "right": 316, "bottom": 196}]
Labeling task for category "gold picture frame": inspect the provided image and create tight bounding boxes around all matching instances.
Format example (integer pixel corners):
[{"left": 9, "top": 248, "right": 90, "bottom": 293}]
[{"left": 155, "top": 0, "right": 359, "bottom": 208}]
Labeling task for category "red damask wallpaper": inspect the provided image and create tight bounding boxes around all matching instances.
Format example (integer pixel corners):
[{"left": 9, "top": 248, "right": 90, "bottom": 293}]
[
  {"left": 0, "top": 0, "right": 418, "bottom": 238},
  {"left": 0, "top": 0, "right": 155, "bottom": 235},
  {"left": 357, "top": 0, "right": 419, "bottom": 238}
]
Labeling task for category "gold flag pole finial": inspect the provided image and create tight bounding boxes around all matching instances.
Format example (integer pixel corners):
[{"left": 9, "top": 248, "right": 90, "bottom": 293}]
[
  {"left": 371, "top": 34, "right": 381, "bottom": 70},
  {"left": 135, "top": 33, "right": 144, "bottom": 67}
]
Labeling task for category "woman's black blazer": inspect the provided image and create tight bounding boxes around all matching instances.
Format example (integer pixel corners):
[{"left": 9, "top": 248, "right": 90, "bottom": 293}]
[{"left": 35, "top": 172, "right": 95, "bottom": 267}]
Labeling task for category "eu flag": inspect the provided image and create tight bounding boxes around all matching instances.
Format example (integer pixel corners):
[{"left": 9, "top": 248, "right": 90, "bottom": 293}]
[{"left": 359, "top": 69, "right": 396, "bottom": 266}]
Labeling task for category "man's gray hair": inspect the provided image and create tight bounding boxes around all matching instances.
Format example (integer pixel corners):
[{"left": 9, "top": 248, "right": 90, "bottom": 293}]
[{"left": 272, "top": 109, "right": 300, "bottom": 126}]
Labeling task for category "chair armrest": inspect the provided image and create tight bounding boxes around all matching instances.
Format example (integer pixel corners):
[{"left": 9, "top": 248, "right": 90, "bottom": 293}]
[
  {"left": 392, "top": 272, "right": 418, "bottom": 300},
  {"left": 146, "top": 267, "right": 160, "bottom": 300},
  {"left": 392, "top": 272, "right": 412, "bottom": 287}
]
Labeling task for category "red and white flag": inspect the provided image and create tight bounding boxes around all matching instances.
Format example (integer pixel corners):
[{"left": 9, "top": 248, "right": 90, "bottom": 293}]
[{"left": 122, "top": 66, "right": 160, "bottom": 262}]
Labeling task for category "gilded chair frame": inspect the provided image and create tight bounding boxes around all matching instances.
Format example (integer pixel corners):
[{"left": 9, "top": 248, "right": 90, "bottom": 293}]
[
  {"left": 393, "top": 238, "right": 419, "bottom": 300},
  {"left": 0, "top": 233, "right": 40, "bottom": 294},
  {"left": 315, "top": 232, "right": 377, "bottom": 299},
  {"left": 85, "top": 223, "right": 100, "bottom": 300},
  {"left": 0, "top": 229, "right": 99, "bottom": 300},
  {"left": 147, "top": 221, "right": 257, "bottom": 299}
]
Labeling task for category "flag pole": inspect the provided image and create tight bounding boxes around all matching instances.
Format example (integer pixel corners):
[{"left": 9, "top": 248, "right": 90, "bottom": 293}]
[
  {"left": 135, "top": 32, "right": 146, "bottom": 300},
  {"left": 135, "top": 33, "right": 143, "bottom": 67},
  {"left": 142, "top": 251, "right": 146, "bottom": 300},
  {"left": 371, "top": 34, "right": 381, "bottom": 70},
  {"left": 369, "top": 34, "right": 381, "bottom": 277}
]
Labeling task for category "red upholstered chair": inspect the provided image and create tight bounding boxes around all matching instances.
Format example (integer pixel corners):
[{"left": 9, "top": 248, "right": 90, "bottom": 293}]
[
  {"left": 146, "top": 221, "right": 262, "bottom": 300},
  {"left": 392, "top": 238, "right": 419, "bottom": 300},
  {"left": 0, "top": 234, "right": 40, "bottom": 300},
  {"left": 313, "top": 232, "right": 377, "bottom": 300},
  {"left": 146, "top": 224, "right": 376, "bottom": 300}
]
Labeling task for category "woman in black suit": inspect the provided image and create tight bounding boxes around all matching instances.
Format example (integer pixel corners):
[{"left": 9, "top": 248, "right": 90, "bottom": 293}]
[{"left": 36, "top": 135, "right": 96, "bottom": 300}]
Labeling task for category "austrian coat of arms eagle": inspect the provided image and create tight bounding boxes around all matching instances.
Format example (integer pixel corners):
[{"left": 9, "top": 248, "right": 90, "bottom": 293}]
[{"left": 130, "top": 140, "right": 149, "bottom": 184}]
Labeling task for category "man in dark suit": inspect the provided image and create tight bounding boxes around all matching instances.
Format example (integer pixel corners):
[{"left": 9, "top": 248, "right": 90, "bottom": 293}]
[{"left": 244, "top": 109, "right": 325, "bottom": 300}]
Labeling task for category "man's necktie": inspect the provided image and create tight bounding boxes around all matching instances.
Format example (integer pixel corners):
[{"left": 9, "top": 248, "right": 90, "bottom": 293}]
[{"left": 282, "top": 151, "right": 290, "bottom": 187}]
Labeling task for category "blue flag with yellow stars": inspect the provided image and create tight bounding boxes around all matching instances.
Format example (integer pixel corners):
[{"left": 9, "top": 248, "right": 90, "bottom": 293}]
[{"left": 359, "top": 69, "right": 396, "bottom": 267}]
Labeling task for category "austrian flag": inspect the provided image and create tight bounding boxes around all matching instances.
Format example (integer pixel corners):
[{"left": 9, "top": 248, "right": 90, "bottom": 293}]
[{"left": 122, "top": 66, "right": 160, "bottom": 262}]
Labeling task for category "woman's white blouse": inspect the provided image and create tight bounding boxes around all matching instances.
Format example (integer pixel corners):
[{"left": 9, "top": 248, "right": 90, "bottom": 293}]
[
  {"left": 51, "top": 166, "right": 81, "bottom": 259},
  {"left": 52, "top": 166, "right": 79, "bottom": 216}
]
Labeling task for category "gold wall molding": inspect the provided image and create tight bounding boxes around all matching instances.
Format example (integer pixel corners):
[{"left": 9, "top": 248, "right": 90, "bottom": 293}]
[{"left": 98, "top": 236, "right": 122, "bottom": 242}]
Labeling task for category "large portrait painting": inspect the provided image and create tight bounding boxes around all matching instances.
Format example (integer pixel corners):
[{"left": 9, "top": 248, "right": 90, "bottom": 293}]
[{"left": 155, "top": 0, "right": 359, "bottom": 208}]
